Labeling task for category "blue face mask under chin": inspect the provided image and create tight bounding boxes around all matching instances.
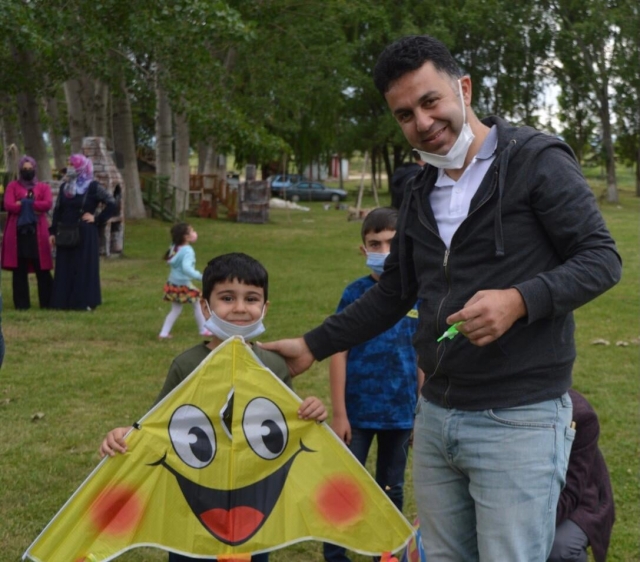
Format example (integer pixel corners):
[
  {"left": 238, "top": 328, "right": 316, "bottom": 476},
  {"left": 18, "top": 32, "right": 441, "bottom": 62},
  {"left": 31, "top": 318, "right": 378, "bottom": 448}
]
[{"left": 366, "top": 252, "right": 389, "bottom": 276}]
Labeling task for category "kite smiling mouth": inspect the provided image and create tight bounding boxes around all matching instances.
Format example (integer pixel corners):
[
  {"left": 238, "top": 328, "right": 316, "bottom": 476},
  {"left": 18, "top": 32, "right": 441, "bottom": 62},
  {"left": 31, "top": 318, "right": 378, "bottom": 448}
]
[{"left": 150, "top": 441, "right": 312, "bottom": 545}]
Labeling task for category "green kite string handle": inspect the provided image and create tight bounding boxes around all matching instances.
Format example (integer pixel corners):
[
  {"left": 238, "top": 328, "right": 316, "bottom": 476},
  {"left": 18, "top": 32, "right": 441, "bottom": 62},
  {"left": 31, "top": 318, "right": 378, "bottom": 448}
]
[{"left": 437, "top": 321, "right": 464, "bottom": 342}]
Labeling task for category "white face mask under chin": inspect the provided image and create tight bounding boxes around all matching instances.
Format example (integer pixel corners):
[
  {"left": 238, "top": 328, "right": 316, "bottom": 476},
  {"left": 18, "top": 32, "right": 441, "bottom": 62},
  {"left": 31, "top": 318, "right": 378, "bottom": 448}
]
[
  {"left": 203, "top": 304, "right": 266, "bottom": 341},
  {"left": 413, "top": 80, "right": 475, "bottom": 170}
]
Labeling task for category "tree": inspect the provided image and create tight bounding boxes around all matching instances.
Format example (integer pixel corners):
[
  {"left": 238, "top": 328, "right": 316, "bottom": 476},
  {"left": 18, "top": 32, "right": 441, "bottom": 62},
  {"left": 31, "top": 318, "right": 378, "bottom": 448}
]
[
  {"left": 612, "top": 0, "right": 640, "bottom": 195},
  {"left": 549, "top": 0, "right": 620, "bottom": 202}
]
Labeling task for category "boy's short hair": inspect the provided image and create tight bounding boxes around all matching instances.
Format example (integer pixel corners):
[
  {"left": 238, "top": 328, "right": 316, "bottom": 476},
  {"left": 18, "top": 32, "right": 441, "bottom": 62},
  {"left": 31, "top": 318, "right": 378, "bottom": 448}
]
[
  {"left": 361, "top": 207, "right": 398, "bottom": 242},
  {"left": 202, "top": 252, "right": 269, "bottom": 301},
  {"left": 373, "top": 35, "right": 462, "bottom": 96}
]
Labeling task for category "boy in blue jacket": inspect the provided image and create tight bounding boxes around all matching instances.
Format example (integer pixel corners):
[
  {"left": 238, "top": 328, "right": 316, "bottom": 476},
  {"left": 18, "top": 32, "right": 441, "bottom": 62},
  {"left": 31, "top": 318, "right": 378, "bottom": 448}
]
[{"left": 324, "top": 208, "right": 422, "bottom": 562}]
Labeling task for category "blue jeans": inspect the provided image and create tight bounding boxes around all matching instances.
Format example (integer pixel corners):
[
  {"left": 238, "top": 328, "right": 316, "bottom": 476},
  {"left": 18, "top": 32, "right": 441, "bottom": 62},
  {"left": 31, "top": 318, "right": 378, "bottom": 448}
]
[
  {"left": 323, "top": 427, "right": 412, "bottom": 562},
  {"left": 169, "top": 553, "right": 268, "bottom": 562},
  {"left": 413, "top": 394, "right": 574, "bottom": 562}
]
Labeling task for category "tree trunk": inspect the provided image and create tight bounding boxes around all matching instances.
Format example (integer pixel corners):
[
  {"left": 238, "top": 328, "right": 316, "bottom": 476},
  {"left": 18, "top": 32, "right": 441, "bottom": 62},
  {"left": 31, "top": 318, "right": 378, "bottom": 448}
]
[
  {"left": 197, "top": 140, "right": 207, "bottom": 174},
  {"left": 44, "top": 96, "right": 67, "bottom": 170},
  {"left": 112, "top": 80, "right": 145, "bottom": 219},
  {"left": 204, "top": 142, "right": 220, "bottom": 175},
  {"left": 155, "top": 82, "right": 172, "bottom": 178},
  {"left": 598, "top": 91, "right": 618, "bottom": 203},
  {"left": 64, "top": 79, "right": 89, "bottom": 154},
  {"left": 16, "top": 90, "right": 52, "bottom": 180},
  {"left": 636, "top": 144, "right": 640, "bottom": 197},
  {"left": 173, "top": 111, "right": 190, "bottom": 213},
  {"left": 0, "top": 94, "right": 21, "bottom": 177},
  {"left": 91, "top": 80, "right": 109, "bottom": 139}
]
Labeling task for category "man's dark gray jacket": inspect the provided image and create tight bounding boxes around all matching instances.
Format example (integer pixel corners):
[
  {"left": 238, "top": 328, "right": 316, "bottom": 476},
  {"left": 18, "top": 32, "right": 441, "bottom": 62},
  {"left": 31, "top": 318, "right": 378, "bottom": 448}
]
[{"left": 305, "top": 116, "right": 622, "bottom": 410}]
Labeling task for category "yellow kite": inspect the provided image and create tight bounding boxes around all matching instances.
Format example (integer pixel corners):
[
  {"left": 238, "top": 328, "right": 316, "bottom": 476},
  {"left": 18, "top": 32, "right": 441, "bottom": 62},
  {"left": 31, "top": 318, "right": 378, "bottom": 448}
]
[{"left": 24, "top": 337, "right": 414, "bottom": 561}]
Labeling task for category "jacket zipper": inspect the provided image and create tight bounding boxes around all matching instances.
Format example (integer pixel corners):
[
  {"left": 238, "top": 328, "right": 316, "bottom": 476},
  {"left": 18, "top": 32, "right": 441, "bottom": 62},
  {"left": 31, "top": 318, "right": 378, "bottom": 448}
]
[{"left": 413, "top": 170, "right": 500, "bottom": 408}]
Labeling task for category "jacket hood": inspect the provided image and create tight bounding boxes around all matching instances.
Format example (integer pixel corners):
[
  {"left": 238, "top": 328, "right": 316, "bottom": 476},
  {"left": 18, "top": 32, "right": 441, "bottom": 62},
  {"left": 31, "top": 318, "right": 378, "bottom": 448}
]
[{"left": 167, "top": 244, "right": 188, "bottom": 265}]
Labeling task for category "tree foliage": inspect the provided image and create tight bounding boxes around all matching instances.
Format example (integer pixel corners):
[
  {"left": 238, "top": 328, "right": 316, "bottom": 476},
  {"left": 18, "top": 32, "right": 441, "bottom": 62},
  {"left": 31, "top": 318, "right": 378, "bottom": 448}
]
[{"left": 0, "top": 0, "right": 638, "bottom": 199}]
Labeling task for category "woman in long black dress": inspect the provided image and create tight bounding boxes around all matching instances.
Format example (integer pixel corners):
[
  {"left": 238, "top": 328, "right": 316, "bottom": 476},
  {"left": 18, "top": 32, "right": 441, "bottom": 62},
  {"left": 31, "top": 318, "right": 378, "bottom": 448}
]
[{"left": 49, "top": 154, "right": 117, "bottom": 310}]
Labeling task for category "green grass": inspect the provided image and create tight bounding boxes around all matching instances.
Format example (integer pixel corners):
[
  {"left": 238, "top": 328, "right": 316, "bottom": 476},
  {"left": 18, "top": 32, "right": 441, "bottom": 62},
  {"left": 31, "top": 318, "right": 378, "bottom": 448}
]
[{"left": 1, "top": 177, "right": 638, "bottom": 561}]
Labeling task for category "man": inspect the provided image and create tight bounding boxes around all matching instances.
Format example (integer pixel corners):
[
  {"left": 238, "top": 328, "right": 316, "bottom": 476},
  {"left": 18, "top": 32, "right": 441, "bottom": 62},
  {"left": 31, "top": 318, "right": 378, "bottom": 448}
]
[{"left": 261, "top": 35, "right": 621, "bottom": 561}]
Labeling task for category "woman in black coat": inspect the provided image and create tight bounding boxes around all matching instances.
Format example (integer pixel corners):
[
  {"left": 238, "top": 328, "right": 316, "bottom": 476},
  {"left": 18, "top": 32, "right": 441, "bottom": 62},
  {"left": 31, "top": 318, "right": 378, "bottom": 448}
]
[{"left": 49, "top": 154, "right": 117, "bottom": 310}]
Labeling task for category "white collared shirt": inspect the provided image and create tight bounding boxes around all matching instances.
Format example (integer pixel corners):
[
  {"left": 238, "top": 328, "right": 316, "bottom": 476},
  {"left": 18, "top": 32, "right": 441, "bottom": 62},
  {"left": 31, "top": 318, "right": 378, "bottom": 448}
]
[{"left": 429, "top": 125, "right": 498, "bottom": 248}]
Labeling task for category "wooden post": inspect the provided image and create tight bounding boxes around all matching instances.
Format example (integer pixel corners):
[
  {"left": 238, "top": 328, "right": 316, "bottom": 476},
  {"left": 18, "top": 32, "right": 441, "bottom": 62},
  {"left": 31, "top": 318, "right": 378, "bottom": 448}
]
[{"left": 355, "top": 151, "right": 368, "bottom": 212}]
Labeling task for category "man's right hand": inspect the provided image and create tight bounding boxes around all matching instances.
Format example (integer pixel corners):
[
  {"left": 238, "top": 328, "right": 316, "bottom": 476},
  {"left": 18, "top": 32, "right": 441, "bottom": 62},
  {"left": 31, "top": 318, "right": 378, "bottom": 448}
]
[{"left": 257, "top": 337, "right": 315, "bottom": 377}]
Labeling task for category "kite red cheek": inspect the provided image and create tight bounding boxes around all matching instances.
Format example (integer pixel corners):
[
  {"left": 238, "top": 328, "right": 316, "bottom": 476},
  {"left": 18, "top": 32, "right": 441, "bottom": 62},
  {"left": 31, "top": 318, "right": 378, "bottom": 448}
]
[
  {"left": 315, "top": 475, "right": 365, "bottom": 526},
  {"left": 90, "top": 486, "right": 143, "bottom": 535}
]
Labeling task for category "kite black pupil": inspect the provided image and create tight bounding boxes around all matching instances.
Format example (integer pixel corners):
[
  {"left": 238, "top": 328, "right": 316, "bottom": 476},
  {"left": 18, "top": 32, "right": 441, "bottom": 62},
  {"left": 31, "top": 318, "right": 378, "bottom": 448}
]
[
  {"left": 261, "top": 420, "right": 284, "bottom": 454},
  {"left": 189, "top": 427, "right": 213, "bottom": 462}
]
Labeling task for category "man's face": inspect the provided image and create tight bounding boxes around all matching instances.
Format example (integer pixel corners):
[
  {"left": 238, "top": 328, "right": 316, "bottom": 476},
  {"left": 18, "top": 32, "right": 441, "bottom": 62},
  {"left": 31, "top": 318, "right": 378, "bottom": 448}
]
[{"left": 384, "top": 61, "right": 470, "bottom": 156}]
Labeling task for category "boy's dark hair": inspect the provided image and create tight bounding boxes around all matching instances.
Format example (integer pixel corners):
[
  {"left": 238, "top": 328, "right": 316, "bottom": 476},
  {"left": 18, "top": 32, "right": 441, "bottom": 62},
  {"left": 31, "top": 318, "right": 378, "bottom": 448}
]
[
  {"left": 170, "top": 222, "right": 191, "bottom": 246},
  {"left": 202, "top": 252, "right": 268, "bottom": 301},
  {"left": 373, "top": 35, "right": 462, "bottom": 96},
  {"left": 361, "top": 207, "right": 398, "bottom": 242}
]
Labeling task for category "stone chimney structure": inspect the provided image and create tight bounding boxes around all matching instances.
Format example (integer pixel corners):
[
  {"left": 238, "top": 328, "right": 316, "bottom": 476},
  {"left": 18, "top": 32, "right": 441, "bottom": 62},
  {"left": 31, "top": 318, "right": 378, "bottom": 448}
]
[{"left": 82, "top": 137, "right": 125, "bottom": 257}]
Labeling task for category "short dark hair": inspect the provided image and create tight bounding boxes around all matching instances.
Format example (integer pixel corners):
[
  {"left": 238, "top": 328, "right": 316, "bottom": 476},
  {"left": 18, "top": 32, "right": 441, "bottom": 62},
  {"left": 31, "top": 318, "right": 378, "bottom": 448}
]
[
  {"left": 202, "top": 253, "right": 269, "bottom": 301},
  {"left": 373, "top": 35, "right": 462, "bottom": 95},
  {"left": 361, "top": 207, "right": 398, "bottom": 242},
  {"left": 170, "top": 222, "right": 191, "bottom": 246}
]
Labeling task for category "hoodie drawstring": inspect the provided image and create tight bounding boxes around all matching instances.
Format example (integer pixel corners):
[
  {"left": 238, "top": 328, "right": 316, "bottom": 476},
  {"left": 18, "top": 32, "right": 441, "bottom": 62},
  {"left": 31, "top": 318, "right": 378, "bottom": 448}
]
[{"left": 493, "top": 139, "right": 517, "bottom": 258}]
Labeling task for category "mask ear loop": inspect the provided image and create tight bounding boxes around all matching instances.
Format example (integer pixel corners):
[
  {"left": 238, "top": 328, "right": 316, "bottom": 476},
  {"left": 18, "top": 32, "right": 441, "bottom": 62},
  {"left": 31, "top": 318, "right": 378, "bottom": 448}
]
[{"left": 458, "top": 79, "right": 467, "bottom": 124}]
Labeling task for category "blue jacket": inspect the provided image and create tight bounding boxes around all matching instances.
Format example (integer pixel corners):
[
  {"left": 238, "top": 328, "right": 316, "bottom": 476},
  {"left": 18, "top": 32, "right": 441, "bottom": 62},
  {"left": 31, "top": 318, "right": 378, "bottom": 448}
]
[{"left": 166, "top": 245, "right": 201, "bottom": 286}]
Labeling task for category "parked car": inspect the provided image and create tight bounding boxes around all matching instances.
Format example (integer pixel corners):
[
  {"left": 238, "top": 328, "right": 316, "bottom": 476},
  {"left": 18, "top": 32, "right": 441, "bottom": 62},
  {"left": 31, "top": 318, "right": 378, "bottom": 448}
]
[
  {"left": 270, "top": 174, "right": 307, "bottom": 192},
  {"left": 280, "top": 181, "right": 348, "bottom": 202}
]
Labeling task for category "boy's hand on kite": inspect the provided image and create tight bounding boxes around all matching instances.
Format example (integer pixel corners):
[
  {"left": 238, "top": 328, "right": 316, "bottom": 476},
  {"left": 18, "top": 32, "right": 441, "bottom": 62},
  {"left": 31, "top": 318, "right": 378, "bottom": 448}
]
[
  {"left": 257, "top": 337, "right": 315, "bottom": 377},
  {"left": 298, "top": 396, "right": 328, "bottom": 422},
  {"left": 99, "top": 426, "right": 133, "bottom": 458},
  {"left": 330, "top": 414, "right": 352, "bottom": 445}
]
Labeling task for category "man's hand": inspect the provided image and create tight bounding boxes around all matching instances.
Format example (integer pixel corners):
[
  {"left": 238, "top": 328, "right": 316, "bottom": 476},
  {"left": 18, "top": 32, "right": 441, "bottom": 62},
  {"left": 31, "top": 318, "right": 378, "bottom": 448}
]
[
  {"left": 330, "top": 414, "right": 352, "bottom": 445},
  {"left": 257, "top": 337, "right": 315, "bottom": 377},
  {"left": 446, "top": 288, "right": 526, "bottom": 347}
]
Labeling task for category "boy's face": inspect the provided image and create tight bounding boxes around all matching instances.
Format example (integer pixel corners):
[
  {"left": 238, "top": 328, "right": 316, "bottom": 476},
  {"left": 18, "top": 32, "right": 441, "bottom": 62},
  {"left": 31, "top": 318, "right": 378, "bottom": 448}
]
[
  {"left": 202, "top": 279, "right": 268, "bottom": 325},
  {"left": 360, "top": 229, "right": 396, "bottom": 256}
]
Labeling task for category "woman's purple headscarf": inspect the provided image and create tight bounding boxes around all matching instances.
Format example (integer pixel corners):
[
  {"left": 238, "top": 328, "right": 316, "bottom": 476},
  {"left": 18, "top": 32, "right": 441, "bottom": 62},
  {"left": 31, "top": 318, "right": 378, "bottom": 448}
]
[
  {"left": 66, "top": 154, "right": 94, "bottom": 196},
  {"left": 17, "top": 155, "right": 38, "bottom": 189}
]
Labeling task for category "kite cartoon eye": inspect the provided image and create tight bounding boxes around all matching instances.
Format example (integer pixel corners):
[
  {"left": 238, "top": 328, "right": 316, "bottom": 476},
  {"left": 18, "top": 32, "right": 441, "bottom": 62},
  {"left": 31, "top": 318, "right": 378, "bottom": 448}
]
[
  {"left": 169, "top": 404, "right": 217, "bottom": 469},
  {"left": 242, "top": 398, "right": 289, "bottom": 460}
]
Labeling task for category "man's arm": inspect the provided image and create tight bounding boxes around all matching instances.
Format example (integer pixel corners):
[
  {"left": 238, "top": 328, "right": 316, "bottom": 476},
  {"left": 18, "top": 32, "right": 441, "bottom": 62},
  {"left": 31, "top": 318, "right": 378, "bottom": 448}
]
[
  {"left": 514, "top": 143, "right": 621, "bottom": 321},
  {"left": 261, "top": 231, "right": 418, "bottom": 374},
  {"left": 448, "top": 142, "right": 620, "bottom": 347}
]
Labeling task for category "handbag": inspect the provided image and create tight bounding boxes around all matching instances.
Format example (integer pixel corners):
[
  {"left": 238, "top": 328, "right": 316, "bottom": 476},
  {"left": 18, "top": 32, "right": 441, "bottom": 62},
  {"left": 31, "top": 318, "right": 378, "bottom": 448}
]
[
  {"left": 55, "top": 223, "right": 81, "bottom": 247},
  {"left": 54, "top": 184, "right": 89, "bottom": 248}
]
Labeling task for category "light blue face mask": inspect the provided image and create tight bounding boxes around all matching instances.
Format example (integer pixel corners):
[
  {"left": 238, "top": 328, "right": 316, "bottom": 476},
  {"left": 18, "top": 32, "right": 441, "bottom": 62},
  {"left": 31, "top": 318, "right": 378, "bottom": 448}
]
[
  {"left": 203, "top": 303, "right": 266, "bottom": 341},
  {"left": 366, "top": 252, "right": 389, "bottom": 276}
]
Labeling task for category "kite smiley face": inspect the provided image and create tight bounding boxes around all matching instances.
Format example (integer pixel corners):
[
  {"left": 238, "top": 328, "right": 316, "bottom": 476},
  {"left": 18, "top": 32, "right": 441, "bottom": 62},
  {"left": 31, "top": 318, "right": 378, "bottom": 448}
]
[{"left": 151, "top": 397, "right": 312, "bottom": 546}]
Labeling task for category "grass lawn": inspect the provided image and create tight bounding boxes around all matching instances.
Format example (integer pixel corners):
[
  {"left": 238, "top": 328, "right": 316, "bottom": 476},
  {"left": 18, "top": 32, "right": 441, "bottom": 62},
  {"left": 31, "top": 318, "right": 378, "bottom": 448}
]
[{"left": 1, "top": 174, "right": 638, "bottom": 562}]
